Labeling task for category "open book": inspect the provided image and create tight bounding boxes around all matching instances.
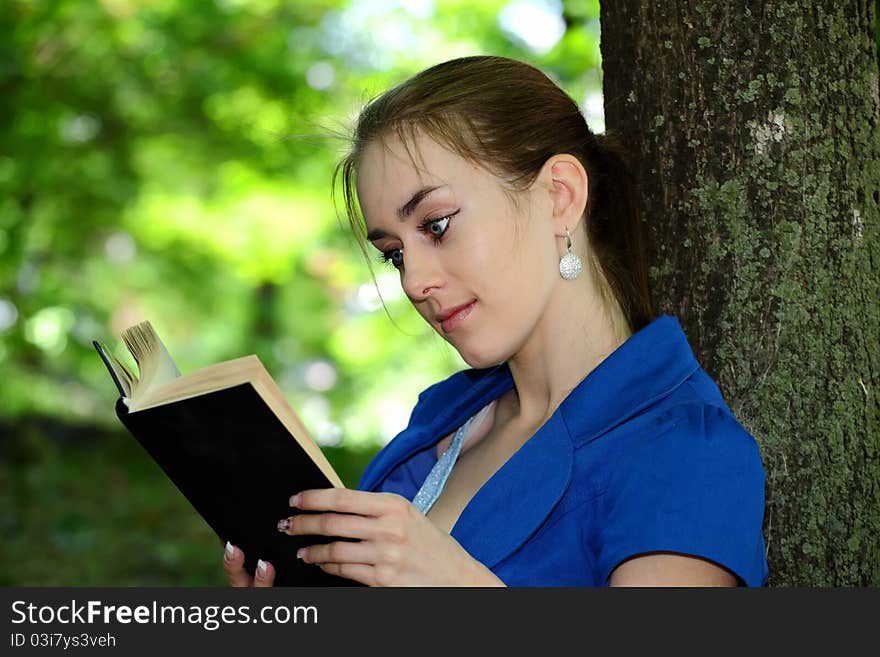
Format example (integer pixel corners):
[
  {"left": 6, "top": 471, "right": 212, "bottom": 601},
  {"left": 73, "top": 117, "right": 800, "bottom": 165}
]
[{"left": 94, "top": 321, "right": 359, "bottom": 587}]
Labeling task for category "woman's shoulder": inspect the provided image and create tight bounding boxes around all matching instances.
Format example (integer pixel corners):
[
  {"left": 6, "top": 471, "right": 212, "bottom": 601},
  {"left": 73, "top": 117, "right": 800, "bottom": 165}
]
[
  {"left": 658, "top": 401, "right": 762, "bottom": 465},
  {"left": 603, "top": 382, "right": 767, "bottom": 506},
  {"left": 570, "top": 360, "right": 766, "bottom": 499},
  {"left": 632, "top": 376, "right": 763, "bottom": 468}
]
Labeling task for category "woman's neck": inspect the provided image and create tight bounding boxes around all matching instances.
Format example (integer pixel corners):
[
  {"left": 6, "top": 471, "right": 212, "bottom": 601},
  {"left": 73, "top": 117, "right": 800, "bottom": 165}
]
[{"left": 503, "top": 287, "right": 631, "bottom": 430}]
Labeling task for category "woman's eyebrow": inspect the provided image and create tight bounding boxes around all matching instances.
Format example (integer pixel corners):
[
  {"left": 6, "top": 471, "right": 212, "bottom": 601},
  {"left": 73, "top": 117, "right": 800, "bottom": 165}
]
[
  {"left": 397, "top": 185, "right": 444, "bottom": 219},
  {"left": 366, "top": 185, "right": 446, "bottom": 242}
]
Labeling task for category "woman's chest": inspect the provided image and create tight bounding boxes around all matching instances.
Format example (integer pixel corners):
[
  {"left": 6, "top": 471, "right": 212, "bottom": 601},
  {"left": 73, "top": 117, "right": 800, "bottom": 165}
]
[{"left": 425, "top": 424, "right": 532, "bottom": 534}]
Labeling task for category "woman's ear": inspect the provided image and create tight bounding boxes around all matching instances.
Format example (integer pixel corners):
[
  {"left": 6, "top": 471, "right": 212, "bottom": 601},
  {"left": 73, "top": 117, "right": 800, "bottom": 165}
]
[{"left": 537, "top": 154, "right": 589, "bottom": 234}]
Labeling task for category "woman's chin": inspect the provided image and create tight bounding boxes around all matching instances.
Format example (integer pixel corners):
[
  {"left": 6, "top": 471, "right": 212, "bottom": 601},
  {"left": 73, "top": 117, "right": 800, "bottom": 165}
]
[{"left": 456, "top": 347, "right": 508, "bottom": 371}]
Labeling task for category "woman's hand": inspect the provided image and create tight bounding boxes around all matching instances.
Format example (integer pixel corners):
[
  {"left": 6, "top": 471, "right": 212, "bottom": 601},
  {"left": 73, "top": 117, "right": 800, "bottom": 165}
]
[
  {"left": 278, "top": 488, "right": 504, "bottom": 587},
  {"left": 222, "top": 542, "right": 276, "bottom": 587}
]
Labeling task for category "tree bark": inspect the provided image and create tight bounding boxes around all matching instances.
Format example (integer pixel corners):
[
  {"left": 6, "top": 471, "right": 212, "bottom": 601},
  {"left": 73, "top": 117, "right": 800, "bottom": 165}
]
[{"left": 600, "top": 1, "right": 880, "bottom": 585}]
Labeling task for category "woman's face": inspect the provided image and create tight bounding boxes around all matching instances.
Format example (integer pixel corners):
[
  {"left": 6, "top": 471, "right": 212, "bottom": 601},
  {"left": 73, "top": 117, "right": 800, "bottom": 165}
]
[{"left": 356, "top": 133, "right": 562, "bottom": 369}]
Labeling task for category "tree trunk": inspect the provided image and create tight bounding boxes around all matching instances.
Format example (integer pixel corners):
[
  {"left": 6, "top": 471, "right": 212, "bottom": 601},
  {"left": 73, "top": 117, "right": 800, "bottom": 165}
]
[{"left": 600, "top": 1, "right": 880, "bottom": 585}]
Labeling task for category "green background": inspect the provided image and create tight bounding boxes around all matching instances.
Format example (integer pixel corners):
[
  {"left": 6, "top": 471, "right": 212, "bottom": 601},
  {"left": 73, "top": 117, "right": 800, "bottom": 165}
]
[{"left": 0, "top": 0, "right": 603, "bottom": 585}]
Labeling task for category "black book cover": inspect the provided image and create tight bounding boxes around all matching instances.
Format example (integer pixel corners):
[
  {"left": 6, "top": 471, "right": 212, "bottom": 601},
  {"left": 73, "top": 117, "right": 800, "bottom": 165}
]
[{"left": 116, "top": 384, "right": 362, "bottom": 587}]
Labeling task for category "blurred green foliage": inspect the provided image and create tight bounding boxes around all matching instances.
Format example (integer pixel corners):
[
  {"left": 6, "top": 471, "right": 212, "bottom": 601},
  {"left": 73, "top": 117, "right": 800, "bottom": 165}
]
[{"left": 1, "top": 0, "right": 601, "bottom": 584}]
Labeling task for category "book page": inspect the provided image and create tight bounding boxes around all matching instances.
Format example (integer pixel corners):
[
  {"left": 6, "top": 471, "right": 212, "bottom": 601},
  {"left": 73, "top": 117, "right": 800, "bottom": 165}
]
[{"left": 121, "top": 321, "right": 181, "bottom": 403}]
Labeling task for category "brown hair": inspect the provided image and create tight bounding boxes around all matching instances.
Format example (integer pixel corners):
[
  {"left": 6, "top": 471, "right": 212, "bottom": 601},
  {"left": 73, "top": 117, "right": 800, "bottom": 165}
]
[{"left": 333, "top": 55, "right": 654, "bottom": 332}]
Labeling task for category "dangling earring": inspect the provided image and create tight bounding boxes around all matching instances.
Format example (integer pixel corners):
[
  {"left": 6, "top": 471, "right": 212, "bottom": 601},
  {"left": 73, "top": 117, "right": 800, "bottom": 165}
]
[{"left": 559, "top": 227, "right": 583, "bottom": 280}]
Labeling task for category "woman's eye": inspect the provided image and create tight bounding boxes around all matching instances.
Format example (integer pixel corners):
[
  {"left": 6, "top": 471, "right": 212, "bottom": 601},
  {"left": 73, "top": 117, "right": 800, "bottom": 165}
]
[
  {"left": 421, "top": 210, "right": 459, "bottom": 241},
  {"left": 379, "top": 248, "right": 404, "bottom": 269},
  {"left": 426, "top": 216, "right": 450, "bottom": 239}
]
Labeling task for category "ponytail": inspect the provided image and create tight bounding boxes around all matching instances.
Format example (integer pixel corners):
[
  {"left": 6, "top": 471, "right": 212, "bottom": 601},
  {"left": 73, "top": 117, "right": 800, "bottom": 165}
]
[{"left": 584, "top": 132, "right": 655, "bottom": 332}]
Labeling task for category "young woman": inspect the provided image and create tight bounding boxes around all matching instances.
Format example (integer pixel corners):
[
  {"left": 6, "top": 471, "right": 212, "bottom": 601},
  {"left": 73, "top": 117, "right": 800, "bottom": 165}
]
[{"left": 223, "top": 55, "right": 768, "bottom": 587}]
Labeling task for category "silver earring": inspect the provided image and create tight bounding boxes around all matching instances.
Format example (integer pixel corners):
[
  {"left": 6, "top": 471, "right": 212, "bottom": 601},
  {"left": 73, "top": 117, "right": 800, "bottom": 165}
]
[{"left": 559, "top": 227, "right": 583, "bottom": 280}]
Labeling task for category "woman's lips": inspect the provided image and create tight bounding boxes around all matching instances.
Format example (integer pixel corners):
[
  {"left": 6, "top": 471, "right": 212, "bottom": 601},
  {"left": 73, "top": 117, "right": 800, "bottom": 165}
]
[{"left": 439, "top": 300, "right": 476, "bottom": 333}]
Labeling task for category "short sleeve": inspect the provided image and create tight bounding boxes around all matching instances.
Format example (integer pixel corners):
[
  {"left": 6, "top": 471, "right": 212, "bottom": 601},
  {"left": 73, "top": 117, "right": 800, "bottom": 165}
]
[{"left": 597, "top": 403, "right": 768, "bottom": 586}]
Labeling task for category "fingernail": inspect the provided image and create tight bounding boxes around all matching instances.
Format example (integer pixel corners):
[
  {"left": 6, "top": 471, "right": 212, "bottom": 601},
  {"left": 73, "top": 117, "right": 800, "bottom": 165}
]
[
  {"left": 277, "top": 517, "right": 290, "bottom": 531},
  {"left": 296, "top": 548, "right": 306, "bottom": 560},
  {"left": 225, "top": 541, "right": 234, "bottom": 561},
  {"left": 289, "top": 493, "right": 301, "bottom": 507},
  {"left": 257, "top": 559, "right": 268, "bottom": 578}
]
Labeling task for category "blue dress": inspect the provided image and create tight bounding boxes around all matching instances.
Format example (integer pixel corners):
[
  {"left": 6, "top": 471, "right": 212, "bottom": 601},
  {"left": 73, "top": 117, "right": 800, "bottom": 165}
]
[{"left": 357, "top": 315, "right": 769, "bottom": 586}]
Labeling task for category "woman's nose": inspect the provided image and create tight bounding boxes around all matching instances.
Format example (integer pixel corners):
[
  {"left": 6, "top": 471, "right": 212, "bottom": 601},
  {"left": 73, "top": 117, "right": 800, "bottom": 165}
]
[{"left": 401, "top": 246, "right": 443, "bottom": 301}]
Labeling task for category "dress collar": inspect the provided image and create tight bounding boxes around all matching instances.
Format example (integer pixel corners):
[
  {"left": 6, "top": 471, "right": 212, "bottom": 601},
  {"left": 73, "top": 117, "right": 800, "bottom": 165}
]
[
  {"left": 357, "top": 364, "right": 514, "bottom": 493},
  {"left": 558, "top": 314, "right": 700, "bottom": 446}
]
